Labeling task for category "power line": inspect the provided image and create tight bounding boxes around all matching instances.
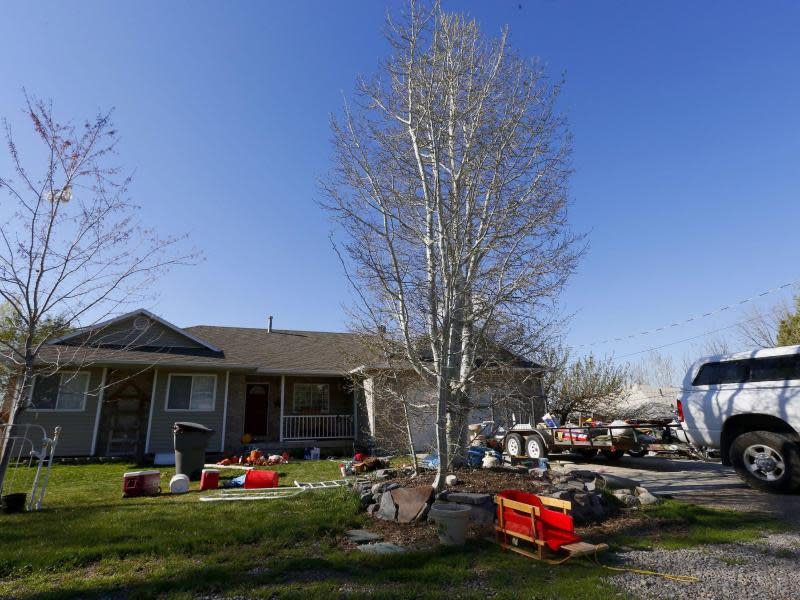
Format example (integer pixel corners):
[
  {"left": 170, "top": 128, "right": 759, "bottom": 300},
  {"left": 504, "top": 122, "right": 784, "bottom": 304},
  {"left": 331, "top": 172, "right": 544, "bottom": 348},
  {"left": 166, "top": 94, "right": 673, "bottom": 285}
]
[
  {"left": 577, "top": 278, "right": 798, "bottom": 349},
  {"left": 611, "top": 314, "right": 766, "bottom": 360}
]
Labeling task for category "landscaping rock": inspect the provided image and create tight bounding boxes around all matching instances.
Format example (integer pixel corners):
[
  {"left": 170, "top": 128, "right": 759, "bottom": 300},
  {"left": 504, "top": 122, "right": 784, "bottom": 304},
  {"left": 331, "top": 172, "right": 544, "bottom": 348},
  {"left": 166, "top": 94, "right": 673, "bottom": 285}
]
[
  {"left": 360, "top": 491, "right": 373, "bottom": 506},
  {"left": 445, "top": 474, "right": 459, "bottom": 486},
  {"left": 392, "top": 486, "right": 435, "bottom": 523},
  {"left": 376, "top": 490, "right": 398, "bottom": 521},
  {"left": 597, "top": 474, "right": 640, "bottom": 490},
  {"left": 345, "top": 529, "right": 383, "bottom": 544},
  {"left": 366, "top": 503, "right": 379, "bottom": 516},
  {"left": 374, "top": 469, "right": 397, "bottom": 480},
  {"left": 444, "top": 492, "right": 492, "bottom": 505},
  {"left": 612, "top": 489, "right": 640, "bottom": 508},
  {"left": 356, "top": 542, "right": 406, "bottom": 555},
  {"left": 638, "top": 492, "right": 661, "bottom": 505},
  {"left": 372, "top": 492, "right": 383, "bottom": 505}
]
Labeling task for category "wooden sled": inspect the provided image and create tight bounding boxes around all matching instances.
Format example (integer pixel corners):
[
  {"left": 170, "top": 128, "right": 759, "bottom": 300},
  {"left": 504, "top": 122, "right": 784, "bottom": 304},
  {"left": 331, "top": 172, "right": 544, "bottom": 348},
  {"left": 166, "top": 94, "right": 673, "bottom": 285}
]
[{"left": 495, "top": 491, "right": 608, "bottom": 564}]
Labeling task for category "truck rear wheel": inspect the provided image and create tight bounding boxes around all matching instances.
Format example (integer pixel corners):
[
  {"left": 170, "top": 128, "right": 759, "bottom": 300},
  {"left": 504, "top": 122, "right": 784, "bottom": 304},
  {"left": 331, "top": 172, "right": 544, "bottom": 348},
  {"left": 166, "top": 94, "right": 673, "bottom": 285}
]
[
  {"left": 525, "top": 435, "right": 548, "bottom": 459},
  {"left": 730, "top": 431, "right": 800, "bottom": 493},
  {"left": 505, "top": 433, "right": 524, "bottom": 457}
]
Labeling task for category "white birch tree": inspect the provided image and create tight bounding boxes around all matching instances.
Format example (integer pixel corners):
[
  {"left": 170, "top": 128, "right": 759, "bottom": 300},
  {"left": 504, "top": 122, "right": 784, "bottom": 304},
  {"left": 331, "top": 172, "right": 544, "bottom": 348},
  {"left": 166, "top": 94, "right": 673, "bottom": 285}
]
[{"left": 325, "top": 2, "right": 581, "bottom": 488}]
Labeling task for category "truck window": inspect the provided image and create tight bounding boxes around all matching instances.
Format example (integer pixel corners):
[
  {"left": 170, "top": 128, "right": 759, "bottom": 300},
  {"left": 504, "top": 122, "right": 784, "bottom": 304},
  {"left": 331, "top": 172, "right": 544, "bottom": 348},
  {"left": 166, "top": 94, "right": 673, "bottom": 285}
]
[
  {"left": 749, "top": 355, "right": 800, "bottom": 382},
  {"left": 693, "top": 360, "right": 749, "bottom": 386}
]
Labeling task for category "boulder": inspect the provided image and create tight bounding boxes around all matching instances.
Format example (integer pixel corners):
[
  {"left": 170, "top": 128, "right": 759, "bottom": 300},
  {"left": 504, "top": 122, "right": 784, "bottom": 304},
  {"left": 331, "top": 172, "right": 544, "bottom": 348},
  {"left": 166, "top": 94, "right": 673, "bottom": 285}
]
[
  {"left": 360, "top": 491, "right": 373, "bottom": 506},
  {"left": 612, "top": 489, "right": 640, "bottom": 508},
  {"left": 375, "top": 490, "right": 398, "bottom": 521},
  {"left": 597, "top": 474, "right": 640, "bottom": 490},
  {"left": 392, "top": 486, "right": 435, "bottom": 523},
  {"left": 372, "top": 492, "right": 383, "bottom": 505},
  {"left": 374, "top": 468, "right": 397, "bottom": 480},
  {"left": 638, "top": 492, "right": 661, "bottom": 505}
]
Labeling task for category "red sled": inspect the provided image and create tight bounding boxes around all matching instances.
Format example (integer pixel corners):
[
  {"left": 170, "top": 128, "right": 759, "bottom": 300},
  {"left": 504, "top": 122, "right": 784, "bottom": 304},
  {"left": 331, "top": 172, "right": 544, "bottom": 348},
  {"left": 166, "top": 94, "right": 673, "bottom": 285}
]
[{"left": 494, "top": 490, "right": 608, "bottom": 564}]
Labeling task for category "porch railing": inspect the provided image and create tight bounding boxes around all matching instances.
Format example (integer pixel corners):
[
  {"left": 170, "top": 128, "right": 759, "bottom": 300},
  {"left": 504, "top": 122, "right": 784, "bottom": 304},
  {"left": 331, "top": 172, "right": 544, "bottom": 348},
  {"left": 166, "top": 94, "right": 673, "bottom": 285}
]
[{"left": 282, "top": 415, "right": 354, "bottom": 440}]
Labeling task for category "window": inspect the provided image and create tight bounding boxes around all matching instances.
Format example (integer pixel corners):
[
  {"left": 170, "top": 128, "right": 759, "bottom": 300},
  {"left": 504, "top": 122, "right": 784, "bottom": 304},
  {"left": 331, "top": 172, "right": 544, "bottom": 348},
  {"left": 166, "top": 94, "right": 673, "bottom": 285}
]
[
  {"left": 693, "top": 360, "right": 749, "bottom": 386},
  {"left": 31, "top": 372, "right": 90, "bottom": 411},
  {"left": 749, "top": 355, "right": 800, "bottom": 383},
  {"left": 292, "top": 383, "right": 329, "bottom": 413},
  {"left": 166, "top": 374, "right": 216, "bottom": 411}
]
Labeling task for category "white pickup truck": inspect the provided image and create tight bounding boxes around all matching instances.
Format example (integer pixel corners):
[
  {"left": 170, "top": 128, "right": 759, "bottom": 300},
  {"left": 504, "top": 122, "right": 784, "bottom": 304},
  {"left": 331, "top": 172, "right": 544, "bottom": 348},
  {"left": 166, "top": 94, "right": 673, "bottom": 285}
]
[{"left": 679, "top": 345, "right": 800, "bottom": 493}]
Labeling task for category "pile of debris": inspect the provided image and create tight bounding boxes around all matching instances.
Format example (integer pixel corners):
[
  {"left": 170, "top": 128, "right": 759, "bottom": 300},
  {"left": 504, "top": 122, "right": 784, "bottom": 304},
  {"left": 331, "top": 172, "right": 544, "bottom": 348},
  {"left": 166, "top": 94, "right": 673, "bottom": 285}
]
[{"left": 352, "top": 464, "right": 661, "bottom": 528}]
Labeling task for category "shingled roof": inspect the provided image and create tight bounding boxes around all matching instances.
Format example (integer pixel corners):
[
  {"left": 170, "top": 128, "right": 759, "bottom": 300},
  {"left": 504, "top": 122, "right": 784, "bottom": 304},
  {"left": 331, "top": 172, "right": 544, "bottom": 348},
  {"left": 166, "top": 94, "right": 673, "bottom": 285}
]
[
  {"left": 37, "top": 323, "right": 370, "bottom": 375},
  {"left": 184, "top": 326, "right": 369, "bottom": 374}
]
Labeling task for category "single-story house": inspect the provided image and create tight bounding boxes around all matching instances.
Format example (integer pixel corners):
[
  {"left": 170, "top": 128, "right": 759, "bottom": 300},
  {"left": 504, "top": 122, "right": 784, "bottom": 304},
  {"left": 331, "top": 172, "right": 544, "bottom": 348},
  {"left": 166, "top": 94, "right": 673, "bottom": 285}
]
[{"left": 5, "top": 309, "right": 545, "bottom": 458}]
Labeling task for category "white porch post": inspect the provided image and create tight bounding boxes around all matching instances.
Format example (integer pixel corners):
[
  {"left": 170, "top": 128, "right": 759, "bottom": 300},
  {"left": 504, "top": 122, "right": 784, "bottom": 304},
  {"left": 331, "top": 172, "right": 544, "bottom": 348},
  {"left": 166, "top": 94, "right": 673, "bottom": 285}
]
[
  {"left": 220, "top": 371, "right": 230, "bottom": 453},
  {"left": 90, "top": 368, "right": 108, "bottom": 456},
  {"left": 279, "top": 375, "right": 285, "bottom": 442},
  {"left": 144, "top": 369, "right": 158, "bottom": 454},
  {"left": 352, "top": 386, "right": 358, "bottom": 441}
]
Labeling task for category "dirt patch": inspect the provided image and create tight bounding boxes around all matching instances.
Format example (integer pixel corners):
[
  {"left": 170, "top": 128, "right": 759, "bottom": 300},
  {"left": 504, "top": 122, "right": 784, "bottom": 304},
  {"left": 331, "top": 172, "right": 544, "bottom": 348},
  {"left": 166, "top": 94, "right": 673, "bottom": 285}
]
[{"left": 394, "top": 466, "right": 554, "bottom": 495}]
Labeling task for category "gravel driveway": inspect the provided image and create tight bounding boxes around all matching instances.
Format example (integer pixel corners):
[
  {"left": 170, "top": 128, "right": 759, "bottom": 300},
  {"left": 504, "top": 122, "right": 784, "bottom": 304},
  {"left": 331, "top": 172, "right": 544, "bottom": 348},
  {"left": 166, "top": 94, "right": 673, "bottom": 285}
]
[
  {"left": 554, "top": 454, "right": 800, "bottom": 525},
  {"left": 607, "top": 532, "right": 800, "bottom": 600}
]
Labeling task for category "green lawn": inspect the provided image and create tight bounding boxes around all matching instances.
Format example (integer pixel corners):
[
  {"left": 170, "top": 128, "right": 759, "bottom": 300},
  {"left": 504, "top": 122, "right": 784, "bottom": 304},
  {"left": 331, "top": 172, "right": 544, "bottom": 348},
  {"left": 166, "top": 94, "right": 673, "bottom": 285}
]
[{"left": 0, "top": 461, "right": 782, "bottom": 599}]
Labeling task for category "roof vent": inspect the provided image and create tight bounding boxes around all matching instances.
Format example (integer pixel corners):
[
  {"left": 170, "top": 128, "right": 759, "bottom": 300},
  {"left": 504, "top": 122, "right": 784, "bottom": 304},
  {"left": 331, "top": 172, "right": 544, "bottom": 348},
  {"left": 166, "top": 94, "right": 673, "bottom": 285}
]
[{"left": 268, "top": 315, "right": 273, "bottom": 333}]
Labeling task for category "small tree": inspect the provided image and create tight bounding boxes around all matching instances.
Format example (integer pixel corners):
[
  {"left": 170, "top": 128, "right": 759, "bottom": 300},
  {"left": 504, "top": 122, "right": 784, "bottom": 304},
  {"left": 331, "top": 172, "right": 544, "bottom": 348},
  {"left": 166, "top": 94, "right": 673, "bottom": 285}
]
[
  {"left": 325, "top": 1, "right": 580, "bottom": 488},
  {"left": 777, "top": 296, "right": 800, "bottom": 347},
  {"left": 0, "top": 95, "right": 191, "bottom": 490},
  {"left": 541, "top": 347, "right": 628, "bottom": 424}
]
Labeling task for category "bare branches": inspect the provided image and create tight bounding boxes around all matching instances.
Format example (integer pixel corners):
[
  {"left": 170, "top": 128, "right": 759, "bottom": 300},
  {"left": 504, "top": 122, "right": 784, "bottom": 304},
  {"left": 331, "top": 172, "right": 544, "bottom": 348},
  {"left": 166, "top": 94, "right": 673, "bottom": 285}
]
[
  {"left": 0, "top": 94, "right": 195, "bottom": 487},
  {"left": 324, "top": 2, "right": 581, "bottom": 484}
]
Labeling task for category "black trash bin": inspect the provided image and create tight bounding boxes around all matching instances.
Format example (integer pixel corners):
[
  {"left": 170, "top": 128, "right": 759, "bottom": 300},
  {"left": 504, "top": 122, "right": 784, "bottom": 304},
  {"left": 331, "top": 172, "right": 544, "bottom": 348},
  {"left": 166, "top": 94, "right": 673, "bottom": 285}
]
[{"left": 173, "top": 422, "right": 214, "bottom": 481}]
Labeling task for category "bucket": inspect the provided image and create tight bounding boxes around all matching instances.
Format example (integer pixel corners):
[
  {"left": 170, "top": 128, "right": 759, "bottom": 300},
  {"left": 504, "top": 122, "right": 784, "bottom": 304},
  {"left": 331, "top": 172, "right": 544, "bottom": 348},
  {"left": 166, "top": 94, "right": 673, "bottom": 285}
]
[
  {"left": 428, "top": 503, "right": 471, "bottom": 545},
  {"left": 200, "top": 469, "right": 220, "bottom": 491},
  {"left": 1, "top": 493, "right": 27, "bottom": 514},
  {"left": 169, "top": 473, "right": 190, "bottom": 494},
  {"left": 244, "top": 469, "right": 279, "bottom": 489}
]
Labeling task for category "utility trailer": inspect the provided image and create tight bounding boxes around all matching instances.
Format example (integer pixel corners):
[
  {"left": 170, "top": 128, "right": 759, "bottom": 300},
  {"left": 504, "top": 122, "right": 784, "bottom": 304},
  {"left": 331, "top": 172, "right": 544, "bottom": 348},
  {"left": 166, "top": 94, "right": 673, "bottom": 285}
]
[{"left": 495, "top": 419, "right": 683, "bottom": 462}]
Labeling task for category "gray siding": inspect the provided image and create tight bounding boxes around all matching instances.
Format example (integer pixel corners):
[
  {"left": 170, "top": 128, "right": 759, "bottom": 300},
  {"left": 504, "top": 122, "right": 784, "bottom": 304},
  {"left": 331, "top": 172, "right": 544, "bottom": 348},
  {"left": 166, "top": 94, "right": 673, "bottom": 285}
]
[
  {"left": 15, "top": 367, "right": 105, "bottom": 456},
  {"left": 146, "top": 368, "right": 229, "bottom": 454}
]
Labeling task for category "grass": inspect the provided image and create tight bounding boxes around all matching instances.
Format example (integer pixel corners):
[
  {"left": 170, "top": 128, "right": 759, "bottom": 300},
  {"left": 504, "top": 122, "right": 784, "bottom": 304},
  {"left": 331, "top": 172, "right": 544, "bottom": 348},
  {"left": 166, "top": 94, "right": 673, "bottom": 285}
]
[
  {"left": 0, "top": 461, "right": 785, "bottom": 599},
  {"left": 611, "top": 499, "right": 783, "bottom": 550}
]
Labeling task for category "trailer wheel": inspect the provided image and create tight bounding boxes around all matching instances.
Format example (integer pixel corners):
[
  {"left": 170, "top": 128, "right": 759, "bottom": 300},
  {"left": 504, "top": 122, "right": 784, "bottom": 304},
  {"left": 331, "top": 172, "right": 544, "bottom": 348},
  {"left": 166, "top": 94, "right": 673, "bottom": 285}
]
[
  {"left": 525, "top": 435, "right": 548, "bottom": 459},
  {"left": 627, "top": 444, "right": 648, "bottom": 458},
  {"left": 505, "top": 433, "right": 524, "bottom": 457},
  {"left": 601, "top": 449, "right": 625, "bottom": 461}
]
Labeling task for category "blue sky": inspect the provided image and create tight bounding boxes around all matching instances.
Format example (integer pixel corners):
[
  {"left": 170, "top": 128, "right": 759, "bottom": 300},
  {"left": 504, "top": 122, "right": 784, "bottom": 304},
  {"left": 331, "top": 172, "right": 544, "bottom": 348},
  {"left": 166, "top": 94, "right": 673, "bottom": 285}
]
[{"left": 1, "top": 1, "right": 798, "bottom": 366}]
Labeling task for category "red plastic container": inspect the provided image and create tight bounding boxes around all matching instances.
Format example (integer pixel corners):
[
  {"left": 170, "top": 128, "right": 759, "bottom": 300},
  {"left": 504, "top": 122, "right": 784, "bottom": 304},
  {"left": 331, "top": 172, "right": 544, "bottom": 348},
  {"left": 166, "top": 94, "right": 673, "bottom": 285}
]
[
  {"left": 123, "top": 470, "right": 161, "bottom": 497},
  {"left": 200, "top": 469, "right": 220, "bottom": 491},
  {"left": 244, "top": 469, "right": 279, "bottom": 489}
]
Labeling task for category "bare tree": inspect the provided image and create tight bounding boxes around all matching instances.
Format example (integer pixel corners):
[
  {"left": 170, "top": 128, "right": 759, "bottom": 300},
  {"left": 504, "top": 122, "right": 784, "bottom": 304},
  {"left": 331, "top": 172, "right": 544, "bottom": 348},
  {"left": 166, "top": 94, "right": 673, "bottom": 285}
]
[
  {"left": 734, "top": 301, "right": 791, "bottom": 349},
  {"left": 541, "top": 347, "right": 629, "bottom": 424},
  {"left": 325, "top": 2, "right": 580, "bottom": 488},
  {"left": 630, "top": 350, "right": 678, "bottom": 388},
  {"left": 0, "top": 94, "right": 192, "bottom": 490}
]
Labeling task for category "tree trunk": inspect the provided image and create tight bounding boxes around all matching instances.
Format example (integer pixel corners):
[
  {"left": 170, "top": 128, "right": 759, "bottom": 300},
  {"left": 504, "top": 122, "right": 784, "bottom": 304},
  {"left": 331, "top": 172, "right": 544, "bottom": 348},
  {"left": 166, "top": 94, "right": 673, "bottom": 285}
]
[
  {"left": 432, "top": 374, "right": 450, "bottom": 490},
  {"left": 446, "top": 389, "right": 470, "bottom": 468},
  {"left": 0, "top": 366, "right": 32, "bottom": 494},
  {"left": 401, "top": 400, "right": 419, "bottom": 475}
]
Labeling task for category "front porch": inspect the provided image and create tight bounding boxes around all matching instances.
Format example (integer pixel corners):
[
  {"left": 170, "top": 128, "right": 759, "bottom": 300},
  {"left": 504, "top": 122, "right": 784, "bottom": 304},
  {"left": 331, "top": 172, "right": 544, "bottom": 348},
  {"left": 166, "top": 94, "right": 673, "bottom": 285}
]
[{"left": 238, "top": 374, "right": 359, "bottom": 448}]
